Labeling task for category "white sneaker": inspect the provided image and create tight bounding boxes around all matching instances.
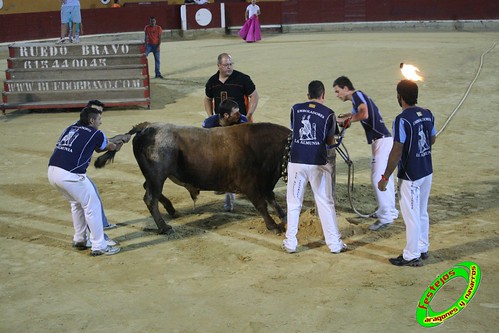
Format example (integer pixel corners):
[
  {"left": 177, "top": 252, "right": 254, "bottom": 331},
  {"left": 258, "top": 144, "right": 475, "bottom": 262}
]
[
  {"left": 90, "top": 245, "right": 121, "bottom": 256},
  {"left": 281, "top": 242, "right": 296, "bottom": 253},
  {"left": 85, "top": 236, "right": 119, "bottom": 247},
  {"left": 368, "top": 220, "right": 392, "bottom": 231},
  {"left": 331, "top": 243, "right": 348, "bottom": 254},
  {"left": 74, "top": 35, "right": 80, "bottom": 43},
  {"left": 106, "top": 238, "right": 119, "bottom": 246}
]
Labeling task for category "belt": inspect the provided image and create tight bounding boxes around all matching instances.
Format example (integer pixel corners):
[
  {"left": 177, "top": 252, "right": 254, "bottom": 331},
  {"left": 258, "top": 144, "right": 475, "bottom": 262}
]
[{"left": 372, "top": 135, "right": 391, "bottom": 142}]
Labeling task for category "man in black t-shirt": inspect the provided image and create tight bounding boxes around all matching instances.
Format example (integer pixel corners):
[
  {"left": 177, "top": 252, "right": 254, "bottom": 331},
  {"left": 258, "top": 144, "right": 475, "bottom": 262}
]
[{"left": 204, "top": 53, "right": 259, "bottom": 122}]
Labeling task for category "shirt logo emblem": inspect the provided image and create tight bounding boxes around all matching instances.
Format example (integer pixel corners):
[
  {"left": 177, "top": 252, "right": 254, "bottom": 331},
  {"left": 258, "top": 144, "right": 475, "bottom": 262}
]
[
  {"left": 299, "top": 115, "right": 316, "bottom": 141},
  {"left": 417, "top": 125, "right": 431, "bottom": 157},
  {"left": 58, "top": 129, "right": 79, "bottom": 147}
]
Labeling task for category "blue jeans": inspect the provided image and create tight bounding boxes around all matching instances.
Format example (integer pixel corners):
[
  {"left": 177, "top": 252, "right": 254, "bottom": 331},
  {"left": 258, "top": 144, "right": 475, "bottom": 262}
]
[
  {"left": 87, "top": 177, "right": 112, "bottom": 243},
  {"left": 88, "top": 177, "right": 110, "bottom": 228},
  {"left": 146, "top": 43, "right": 162, "bottom": 77}
]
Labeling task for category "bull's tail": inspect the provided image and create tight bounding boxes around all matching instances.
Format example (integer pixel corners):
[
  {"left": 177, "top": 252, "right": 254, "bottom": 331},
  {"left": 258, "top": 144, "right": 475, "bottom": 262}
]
[
  {"left": 94, "top": 122, "right": 151, "bottom": 168},
  {"left": 128, "top": 121, "right": 151, "bottom": 135},
  {"left": 94, "top": 151, "right": 116, "bottom": 168}
]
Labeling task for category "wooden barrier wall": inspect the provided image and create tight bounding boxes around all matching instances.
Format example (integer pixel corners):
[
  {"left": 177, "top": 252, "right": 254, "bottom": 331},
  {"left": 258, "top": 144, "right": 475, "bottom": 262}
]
[
  {"left": 1, "top": 0, "right": 498, "bottom": 43},
  {"left": 2, "top": 41, "right": 150, "bottom": 113},
  {"left": 0, "top": 4, "right": 178, "bottom": 44}
]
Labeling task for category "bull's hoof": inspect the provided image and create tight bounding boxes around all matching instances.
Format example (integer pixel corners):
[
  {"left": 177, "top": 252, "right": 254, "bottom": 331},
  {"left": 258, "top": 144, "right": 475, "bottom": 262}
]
[
  {"left": 166, "top": 210, "right": 177, "bottom": 218},
  {"left": 267, "top": 223, "right": 285, "bottom": 235},
  {"left": 158, "top": 227, "right": 175, "bottom": 235}
]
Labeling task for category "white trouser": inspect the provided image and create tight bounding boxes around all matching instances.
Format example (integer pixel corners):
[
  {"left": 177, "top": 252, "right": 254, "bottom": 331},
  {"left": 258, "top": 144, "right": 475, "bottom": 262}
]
[
  {"left": 48, "top": 166, "right": 106, "bottom": 251},
  {"left": 398, "top": 174, "right": 432, "bottom": 260},
  {"left": 284, "top": 162, "right": 343, "bottom": 252},
  {"left": 371, "top": 137, "right": 398, "bottom": 223}
]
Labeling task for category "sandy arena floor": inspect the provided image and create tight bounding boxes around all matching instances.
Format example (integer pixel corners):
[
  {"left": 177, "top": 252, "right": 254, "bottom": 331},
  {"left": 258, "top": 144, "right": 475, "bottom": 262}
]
[{"left": 1, "top": 31, "right": 499, "bottom": 332}]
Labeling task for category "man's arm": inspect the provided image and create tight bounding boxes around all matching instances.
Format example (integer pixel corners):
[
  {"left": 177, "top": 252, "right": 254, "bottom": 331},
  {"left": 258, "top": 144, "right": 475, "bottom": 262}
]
[
  {"left": 96, "top": 141, "right": 118, "bottom": 153},
  {"left": 246, "top": 89, "right": 259, "bottom": 122},
  {"left": 351, "top": 103, "right": 368, "bottom": 121},
  {"left": 337, "top": 103, "right": 368, "bottom": 124},
  {"left": 157, "top": 27, "right": 162, "bottom": 46},
  {"left": 204, "top": 96, "right": 214, "bottom": 116},
  {"left": 95, "top": 133, "right": 131, "bottom": 153},
  {"left": 378, "top": 141, "right": 403, "bottom": 191}
]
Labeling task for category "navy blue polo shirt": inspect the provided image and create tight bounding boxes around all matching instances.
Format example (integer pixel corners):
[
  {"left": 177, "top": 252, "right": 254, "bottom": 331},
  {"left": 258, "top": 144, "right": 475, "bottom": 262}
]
[
  {"left": 351, "top": 90, "right": 391, "bottom": 144},
  {"left": 202, "top": 114, "right": 248, "bottom": 128},
  {"left": 49, "top": 122, "right": 107, "bottom": 174},
  {"left": 393, "top": 106, "right": 436, "bottom": 181},
  {"left": 289, "top": 101, "right": 336, "bottom": 165}
]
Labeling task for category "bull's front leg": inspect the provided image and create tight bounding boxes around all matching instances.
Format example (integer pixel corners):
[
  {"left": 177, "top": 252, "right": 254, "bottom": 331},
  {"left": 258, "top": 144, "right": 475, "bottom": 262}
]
[{"left": 143, "top": 184, "right": 174, "bottom": 235}]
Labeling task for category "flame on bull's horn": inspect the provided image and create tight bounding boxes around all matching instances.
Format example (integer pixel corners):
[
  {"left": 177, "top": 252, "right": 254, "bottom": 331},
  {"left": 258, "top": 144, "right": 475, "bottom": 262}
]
[{"left": 400, "top": 63, "right": 424, "bottom": 81}]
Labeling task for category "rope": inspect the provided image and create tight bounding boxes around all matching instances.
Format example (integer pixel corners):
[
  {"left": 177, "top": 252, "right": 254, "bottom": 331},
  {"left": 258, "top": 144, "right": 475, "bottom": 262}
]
[
  {"left": 436, "top": 41, "right": 497, "bottom": 137},
  {"left": 340, "top": 40, "right": 497, "bottom": 218},
  {"left": 336, "top": 143, "right": 377, "bottom": 218}
]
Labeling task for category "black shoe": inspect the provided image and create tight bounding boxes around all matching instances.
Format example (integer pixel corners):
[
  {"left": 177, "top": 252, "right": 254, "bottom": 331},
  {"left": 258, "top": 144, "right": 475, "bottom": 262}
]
[
  {"left": 155, "top": 75, "right": 164, "bottom": 79},
  {"left": 389, "top": 255, "right": 423, "bottom": 267},
  {"left": 72, "top": 241, "right": 88, "bottom": 251},
  {"left": 420, "top": 252, "right": 429, "bottom": 260}
]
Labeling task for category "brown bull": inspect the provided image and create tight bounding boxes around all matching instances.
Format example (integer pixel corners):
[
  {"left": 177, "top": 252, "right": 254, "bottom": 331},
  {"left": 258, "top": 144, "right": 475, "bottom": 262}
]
[{"left": 95, "top": 122, "right": 291, "bottom": 234}]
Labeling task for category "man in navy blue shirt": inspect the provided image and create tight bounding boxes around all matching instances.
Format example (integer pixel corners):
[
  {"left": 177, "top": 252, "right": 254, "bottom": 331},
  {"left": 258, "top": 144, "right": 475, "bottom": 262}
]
[
  {"left": 202, "top": 99, "right": 248, "bottom": 129},
  {"left": 333, "top": 76, "right": 399, "bottom": 231},
  {"left": 48, "top": 106, "right": 129, "bottom": 256},
  {"left": 282, "top": 80, "right": 346, "bottom": 254},
  {"left": 202, "top": 99, "right": 248, "bottom": 211},
  {"left": 378, "top": 80, "right": 436, "bottom": 267}
]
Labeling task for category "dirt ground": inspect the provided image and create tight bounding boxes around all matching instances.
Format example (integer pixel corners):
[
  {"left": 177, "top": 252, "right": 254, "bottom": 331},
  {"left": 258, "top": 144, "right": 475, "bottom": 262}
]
[{"left": 1, "top": 31, "right": 499, "bottom": 333}]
